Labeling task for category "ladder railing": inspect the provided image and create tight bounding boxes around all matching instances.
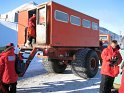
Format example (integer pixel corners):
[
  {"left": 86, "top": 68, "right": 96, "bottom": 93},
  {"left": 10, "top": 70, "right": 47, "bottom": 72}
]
[{"left": 19, "top": 47, "right": 42, "bottom": 77}]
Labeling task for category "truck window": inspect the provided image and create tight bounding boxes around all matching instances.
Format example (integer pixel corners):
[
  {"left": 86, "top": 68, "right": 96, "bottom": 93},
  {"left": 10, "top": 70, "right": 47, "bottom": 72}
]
[
  {"left": 55, "top": 10, "right": 69, "bottom": 23},
  {"left": 38, "top": 7, "right": 46, "bottom": 25},
  {"left": 99, "top": 36, "right": 108, "bottom": 40},
  {"left": 92, "top": 22, "right": 99, "bottom": 30},
  {"left": 70, "top": 15, "right": 81, "bottom": 26},
  {"left": 82, "top": 19, "right": 91, "bottom": 28}
]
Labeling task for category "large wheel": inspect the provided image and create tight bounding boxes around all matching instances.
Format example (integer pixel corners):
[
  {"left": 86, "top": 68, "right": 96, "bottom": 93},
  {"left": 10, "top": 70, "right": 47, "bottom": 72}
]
[
  {"left": 42, "top": 59, "right": 67, "bottom": 73},
  {"left": 71, "top": 48, "right": 99, "bottom": 79}
]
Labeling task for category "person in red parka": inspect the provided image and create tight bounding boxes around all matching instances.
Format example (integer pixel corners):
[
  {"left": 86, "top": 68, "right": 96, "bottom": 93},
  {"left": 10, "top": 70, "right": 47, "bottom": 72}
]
[
  {"left": 25, "top": 14, "right": 36, "bottom": 47},
  {"left": 119, "top": 64, "right": 124, "bottom": 93},
  {"left": 0, "top": 43, "right": 18, "bottom": 93},
  {"left": 99, "top": 40, "right": 122, "bottom": 93}
]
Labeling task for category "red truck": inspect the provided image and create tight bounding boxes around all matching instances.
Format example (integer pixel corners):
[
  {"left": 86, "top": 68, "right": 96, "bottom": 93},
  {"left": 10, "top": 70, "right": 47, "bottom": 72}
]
[{"left": 18, "top": 1, "right": 100, "bottom": 79}]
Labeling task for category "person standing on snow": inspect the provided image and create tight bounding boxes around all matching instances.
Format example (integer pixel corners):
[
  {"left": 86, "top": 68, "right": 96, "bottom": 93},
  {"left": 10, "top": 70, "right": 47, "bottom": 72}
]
[
  {"left": 119, "top": 62, "right": 124, "bottom": 93},
  {"left": 25, "top": 14, "right": 36, "bottom": 47},
  {"left": 0, "top": 43, "right": 18, "bottom": 93},
  {"left": 99, "top": 40, "right": 122, "bottom": 93}
]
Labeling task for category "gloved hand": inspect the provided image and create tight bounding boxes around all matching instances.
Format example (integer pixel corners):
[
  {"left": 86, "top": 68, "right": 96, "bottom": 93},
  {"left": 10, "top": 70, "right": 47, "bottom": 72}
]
[
  {"left": 111, "top": 56, "right": 118, "bottom": 61},
  {"left": 120, "top": 72, "right": 122, "bottom": 74},
  {"left": 109, "top": 63, "right": 113, "bottom": 67},
  {"left": 109, "top": 56, "right": 119, "bottom": 67}
]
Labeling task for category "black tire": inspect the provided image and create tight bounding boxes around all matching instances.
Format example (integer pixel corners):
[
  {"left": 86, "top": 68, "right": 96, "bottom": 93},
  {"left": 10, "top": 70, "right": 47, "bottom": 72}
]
[
  {"left": 71, "top": 48, "right": 99, "bottom": 79},
  {"left": 42, "top": 59, "right": 67, "bottom": 73},
  {"left": 100, "top": 59, "right": 102, "bottom": 66}
]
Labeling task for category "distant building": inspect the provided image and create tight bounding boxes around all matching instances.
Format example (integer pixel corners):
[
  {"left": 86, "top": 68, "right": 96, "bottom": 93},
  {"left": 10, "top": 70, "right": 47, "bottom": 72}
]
[{"left": 0, "top": 2, "right": 37, "bottom": 22}]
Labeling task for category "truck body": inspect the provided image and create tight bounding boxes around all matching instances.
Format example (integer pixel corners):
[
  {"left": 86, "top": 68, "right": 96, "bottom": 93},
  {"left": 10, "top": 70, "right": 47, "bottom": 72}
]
[
  {"left": 18, "top": 2, "right": 99, "bottom": 47},
  {"left": 18, "top": 1, "right": 101, "bottom": 79}
]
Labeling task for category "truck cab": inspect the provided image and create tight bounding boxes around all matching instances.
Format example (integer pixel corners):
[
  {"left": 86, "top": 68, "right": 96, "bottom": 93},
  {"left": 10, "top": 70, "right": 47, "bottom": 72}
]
[{"left": 99, "top": 34, "right": 111, "bottom": 47}]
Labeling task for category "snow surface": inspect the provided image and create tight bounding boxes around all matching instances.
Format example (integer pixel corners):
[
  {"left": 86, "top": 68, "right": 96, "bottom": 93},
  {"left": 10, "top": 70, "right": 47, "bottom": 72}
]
[
  {"left": 17, "top": 66, "right": 101, "bottom": 93},
  {"left": 0, "top": 20, "right": 101, "bottom": 93},
  {"left": 0, "top": 20, "right": 18, "bottom": 46}
]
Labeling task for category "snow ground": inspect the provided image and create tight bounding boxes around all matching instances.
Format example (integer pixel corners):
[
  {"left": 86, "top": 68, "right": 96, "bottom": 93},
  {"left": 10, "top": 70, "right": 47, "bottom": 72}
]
[
  {"left": 0, "top": 20, "right": 101, "bottom": 93},
  {"left": 17, "top": 60, "right": 101, "bottom": 93},
  {"left": 0, "top": 20, "right": 18, "bottom": 31},
  {"left": 0, "top": 20, "right": 18, "bottom": 46}
]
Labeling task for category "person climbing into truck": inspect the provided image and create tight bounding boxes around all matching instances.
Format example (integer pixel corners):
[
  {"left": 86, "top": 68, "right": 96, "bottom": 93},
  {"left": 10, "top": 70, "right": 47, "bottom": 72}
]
[
  {"left": 0, "top": 43, "right": 18, "bottom": 93},
  {"left": 25, "top": 14, "right": 36, "bottom": 47},
  {"left": 99, "top": 40, "right": 122, "bottom": 93}
]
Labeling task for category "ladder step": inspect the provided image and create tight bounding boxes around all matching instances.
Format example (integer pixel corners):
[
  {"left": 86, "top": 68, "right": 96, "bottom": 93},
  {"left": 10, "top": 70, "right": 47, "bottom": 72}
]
[
  {"left": 20, "top": 50, "right": 31, "bottom": 54},
  {"left": 23, "top": 58, "right": 27, "bottom": 60},
  {"left": 19, "top": 51, "right": 25, "bottom": 54},
  {"left": 20, "top": 47, "right": 33, "bottom": 50},
  {"left": 22, "top": 57, "right": 29, "bottom": 59},
  {"left": 24, "top": 51, "right": 31, "bottom": 54},
  {"left": 19, "top": 52, "right": 30, "bottom": 55}
]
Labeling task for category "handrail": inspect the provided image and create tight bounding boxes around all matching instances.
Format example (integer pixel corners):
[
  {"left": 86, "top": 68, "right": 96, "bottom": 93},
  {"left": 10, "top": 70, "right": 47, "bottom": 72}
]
[{"left": 19, "top": 47, "right": 42, "bottom": 77}]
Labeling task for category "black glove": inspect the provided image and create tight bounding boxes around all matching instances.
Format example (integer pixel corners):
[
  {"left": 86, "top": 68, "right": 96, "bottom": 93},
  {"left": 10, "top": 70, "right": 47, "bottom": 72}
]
[
  {"left": 109, "top": 56, "right": 119, "bottom": 67},
  {"left": 120, "top": 72, "right": 122, "bottom": 74}
]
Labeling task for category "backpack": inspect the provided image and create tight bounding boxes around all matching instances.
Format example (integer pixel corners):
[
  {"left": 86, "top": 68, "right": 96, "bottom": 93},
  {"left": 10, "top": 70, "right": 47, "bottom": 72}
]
[{"left": 15, "top": 54, "right": 25, "bottom": 75}]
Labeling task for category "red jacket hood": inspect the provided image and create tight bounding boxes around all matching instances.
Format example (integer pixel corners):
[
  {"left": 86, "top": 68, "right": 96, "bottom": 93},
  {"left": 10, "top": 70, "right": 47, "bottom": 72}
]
[
  {"left": 5, "top": 48, "right": 15, "bottom": 55},
  {"left": 1, "top": 48, "right": 15, "bottom": 57}
]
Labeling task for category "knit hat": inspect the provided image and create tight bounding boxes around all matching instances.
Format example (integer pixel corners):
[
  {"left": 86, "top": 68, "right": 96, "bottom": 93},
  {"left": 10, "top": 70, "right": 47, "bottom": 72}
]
[
  {"left": 4, "top": 43, "right": 14, "bottom": 52},
  {"left": 6, "top": 43, "right": 14, "bottom": 47}
]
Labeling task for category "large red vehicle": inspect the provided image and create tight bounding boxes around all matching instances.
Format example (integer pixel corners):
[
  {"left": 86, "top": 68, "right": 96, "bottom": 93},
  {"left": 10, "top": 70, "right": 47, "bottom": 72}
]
[{"left": 18, "top": 1, "right": 100, "bottom": 79}]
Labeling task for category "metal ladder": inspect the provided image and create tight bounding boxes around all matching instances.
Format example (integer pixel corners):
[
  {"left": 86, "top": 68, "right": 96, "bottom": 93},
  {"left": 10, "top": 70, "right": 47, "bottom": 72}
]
[{"left": 18, "top": 47, "right": 39, "bottom": 77}]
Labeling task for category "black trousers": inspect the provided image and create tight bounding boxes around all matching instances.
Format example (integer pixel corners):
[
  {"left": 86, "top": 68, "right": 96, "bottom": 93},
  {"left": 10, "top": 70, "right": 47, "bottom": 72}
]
[
  {"left": 99, "top": 75, "right": 115, "bottom": 93},
  {"left": 2, "top": 82, "right": 17, "bottom": 93},
  {"left": 28, "top": 36, "right": 36, "bottom": 45}
]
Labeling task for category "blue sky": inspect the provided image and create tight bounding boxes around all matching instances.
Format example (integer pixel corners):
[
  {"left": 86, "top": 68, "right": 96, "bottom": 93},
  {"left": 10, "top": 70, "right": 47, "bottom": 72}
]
[{"left": 0, "top": 0, "right": 124, "bottom": 35}]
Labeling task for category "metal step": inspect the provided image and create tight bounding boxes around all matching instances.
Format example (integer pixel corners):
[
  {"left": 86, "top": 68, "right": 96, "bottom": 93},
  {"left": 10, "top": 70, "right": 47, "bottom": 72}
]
[
  {"left": 21, "top": 49, "right": 33, "bottom": 52},
  {"left": 22, "top": 57, "right": 28, "bottom": 59},
  {"left": 20, "top": 49, "right": 32, "bottom": 54},
  {"left": 21, "top": 49, "right": 32, "bottom": 52},
  {"left": 23, "top": 51, "right": 31, "bottom": 54},
  {"left": 20, "top": 46, "right": 33, "bottom": 50}
]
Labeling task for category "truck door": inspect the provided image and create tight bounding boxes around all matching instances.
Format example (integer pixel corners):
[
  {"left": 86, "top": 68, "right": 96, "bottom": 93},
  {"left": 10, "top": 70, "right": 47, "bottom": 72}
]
[
  {"left": 36, "top": 5, "right": 47, "bottom": 44},
  {"left": 18, "top": 10, "right": 28, "bottom": 46}
]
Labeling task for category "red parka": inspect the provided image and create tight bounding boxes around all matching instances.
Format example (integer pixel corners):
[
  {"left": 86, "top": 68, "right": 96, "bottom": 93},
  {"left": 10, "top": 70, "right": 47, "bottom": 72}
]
[
  {"left": 28, "top": 15, "right": 36, "bottom": 38},
  {"left": 119, "top": 69, "right": 124, "bottom": 93},
  {"left": 0, "top": 48, "right": 18, "bottom": 84},
  {"left": 101, "top": 46, "right": 122, "bottom": 77},
  {"left": 119, "top": 68, "right": 124, "bottom": 93}
]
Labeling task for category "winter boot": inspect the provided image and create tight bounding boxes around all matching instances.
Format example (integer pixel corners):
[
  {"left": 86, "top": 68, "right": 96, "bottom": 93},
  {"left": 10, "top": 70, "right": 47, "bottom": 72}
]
[
  {"left": 25, "top": 40, "right": 31, "bottom": 47},
  {"left": 32, "top": 39, "right": 35, "bottom": 45},
  {"left": 111, "top": 89, "right": 118, "bottom": 93}
]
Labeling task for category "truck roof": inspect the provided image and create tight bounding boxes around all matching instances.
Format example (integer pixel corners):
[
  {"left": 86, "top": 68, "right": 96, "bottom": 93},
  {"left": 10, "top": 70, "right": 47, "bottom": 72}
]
[
  {"left": 19, "top": 1, "right": 99, "bottom": 22},
  {"left": 51, "top": 1, "right": 99, "bottom": 21}
]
